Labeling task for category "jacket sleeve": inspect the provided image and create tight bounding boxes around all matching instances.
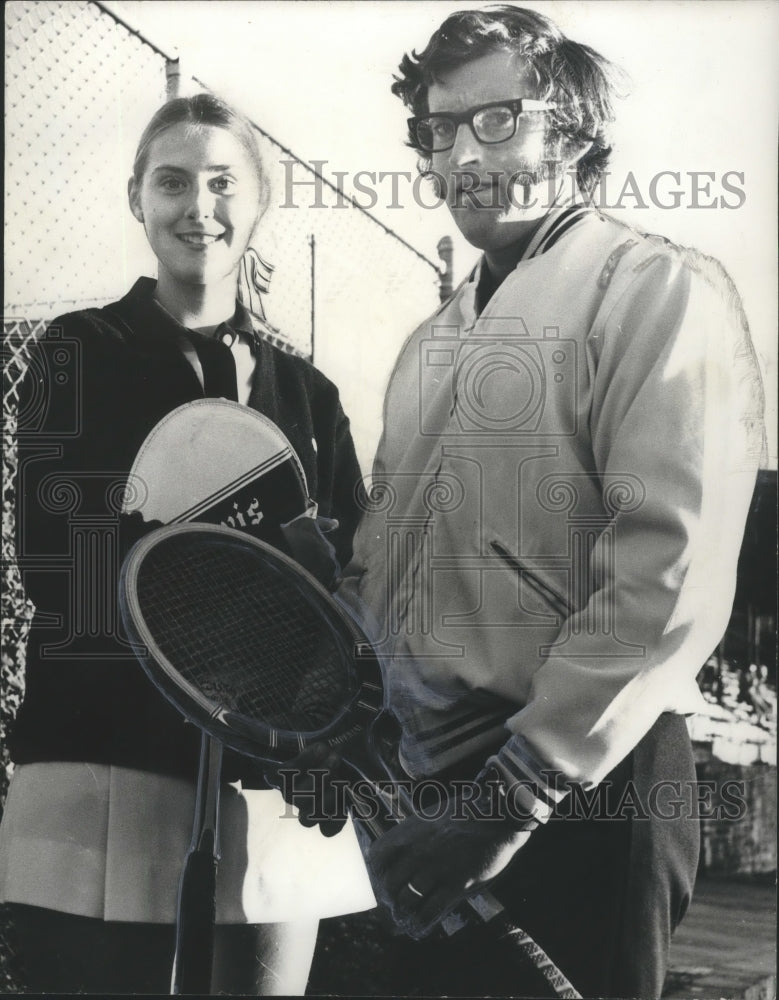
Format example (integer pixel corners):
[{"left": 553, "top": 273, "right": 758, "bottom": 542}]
[
  {"left": 311, "top": 377, "right": 363, "bottom": 570},
  {"left": 328, "top": 401, "right": 363, "bottom": 569},
  {"left": 505, "top": 250, "right": 764, "bottom": 787}
]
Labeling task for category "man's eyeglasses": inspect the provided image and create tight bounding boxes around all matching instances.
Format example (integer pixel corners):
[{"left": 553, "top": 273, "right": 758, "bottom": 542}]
[{"left": 409, "top": 98, "right": 556, "bottom": 153}]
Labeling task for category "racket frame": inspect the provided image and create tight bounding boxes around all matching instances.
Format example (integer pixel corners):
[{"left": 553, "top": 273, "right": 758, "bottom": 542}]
[{"left": 119, "top": 522, "right": 384, "bottom": 767}]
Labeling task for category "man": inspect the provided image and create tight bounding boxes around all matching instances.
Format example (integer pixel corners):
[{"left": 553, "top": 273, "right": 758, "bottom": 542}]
[{"left": 334, "top": 6, "right": 764, "bottom": 998}]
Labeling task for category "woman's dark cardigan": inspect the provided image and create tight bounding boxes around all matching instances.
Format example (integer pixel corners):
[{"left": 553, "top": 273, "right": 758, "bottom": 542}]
[{"left": 11, "top": 278, "right": 362, "bottom": 781}]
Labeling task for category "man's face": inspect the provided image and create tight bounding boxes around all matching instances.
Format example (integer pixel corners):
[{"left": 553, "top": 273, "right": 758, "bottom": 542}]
[{"left": 428, "top": 49, "right": 561, "bottom": 252}]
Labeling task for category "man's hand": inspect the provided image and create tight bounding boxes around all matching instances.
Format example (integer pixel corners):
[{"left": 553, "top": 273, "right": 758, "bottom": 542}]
[
  {"left": 366, "top": 806, "right": 532, "bottom": 938},
  {"left": 265, "top": 741, "right": 348, "bottom": 838}
]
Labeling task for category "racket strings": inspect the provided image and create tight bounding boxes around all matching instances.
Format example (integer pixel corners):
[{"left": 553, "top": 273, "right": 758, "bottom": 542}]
[{"left": 136, "top": 536, "right": 353, "bottom": 732}]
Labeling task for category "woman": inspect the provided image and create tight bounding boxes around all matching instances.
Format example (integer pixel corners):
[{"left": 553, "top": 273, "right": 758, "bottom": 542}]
[{"left": 0, "top": 93, "right": 373, "bottom": 994}]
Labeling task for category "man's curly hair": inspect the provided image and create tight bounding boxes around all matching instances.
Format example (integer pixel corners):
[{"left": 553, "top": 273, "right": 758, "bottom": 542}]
[{"left": 392, "top": 5, "right": 625, "bottom": 196}]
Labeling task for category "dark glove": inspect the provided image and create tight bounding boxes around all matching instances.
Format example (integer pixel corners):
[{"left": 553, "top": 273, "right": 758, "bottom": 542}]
[
  {"left": 280, "top": 512, "right": 343, "bottom": 590},
  {"left": 118, "top": 510, "right": 165, "bottom": 563},
  {"left": 264, "top": 741, "right": 349, "bottom": 837},
  {"left": 221, "top": 749, "right": 274, "bottom": 790}
]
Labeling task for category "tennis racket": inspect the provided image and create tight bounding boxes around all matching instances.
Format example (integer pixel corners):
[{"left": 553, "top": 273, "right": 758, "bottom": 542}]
[
  {"left": 119, "top": 522, "right": 581, "bottom": 998},
  {"left": 121, "top": 400, "right": 319, "bottom": 993}
]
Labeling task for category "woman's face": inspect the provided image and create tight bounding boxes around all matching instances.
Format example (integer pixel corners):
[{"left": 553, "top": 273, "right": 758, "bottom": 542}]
[{"left": 130, "top": 123, "right": 263, "bottom": 291}]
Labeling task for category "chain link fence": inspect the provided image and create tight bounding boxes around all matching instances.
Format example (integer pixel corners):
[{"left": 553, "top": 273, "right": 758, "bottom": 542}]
[{"left": 5, "top": 1, "right": 169, "bottom": 313}]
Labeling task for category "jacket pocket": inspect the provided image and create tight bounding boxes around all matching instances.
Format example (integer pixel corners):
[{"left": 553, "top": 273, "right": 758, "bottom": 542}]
[{"left": 489, "top": 540, "right": 572, "bottom": 617}]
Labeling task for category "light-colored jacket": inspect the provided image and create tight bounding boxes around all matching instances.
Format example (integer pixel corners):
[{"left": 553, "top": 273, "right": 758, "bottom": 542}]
[{"left": 340, "top": 209, "right": 763, "bottom": 787}]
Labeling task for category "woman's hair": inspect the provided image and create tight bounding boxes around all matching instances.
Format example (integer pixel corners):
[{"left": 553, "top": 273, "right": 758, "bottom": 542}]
[
  {"left": 392, "top": 5, "right": 626, "bottom": 195},
  {"left": 131, "top": 92, "right": 269, "bottom": 214}
]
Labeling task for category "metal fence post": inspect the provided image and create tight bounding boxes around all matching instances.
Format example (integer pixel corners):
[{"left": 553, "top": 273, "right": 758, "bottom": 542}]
[
  {"left": 309, "top": 233, "right": 316, "bottom": 363},
  {"left": 166, "top": 57, "right": 181, "bottom": 100},
  {"left": 437, "top": 236, "right": 453, "bottom": 302}
]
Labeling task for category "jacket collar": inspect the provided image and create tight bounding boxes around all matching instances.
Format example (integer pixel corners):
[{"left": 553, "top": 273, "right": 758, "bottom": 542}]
[
  {"left": 518, "top": 184, "right": 593, "bottom": 262},
  {"left": 455, "top": 188, "right": 595, "bottom": 329},
  {"left": 113, "top": 277, "right": 262, "bottom": 353}
]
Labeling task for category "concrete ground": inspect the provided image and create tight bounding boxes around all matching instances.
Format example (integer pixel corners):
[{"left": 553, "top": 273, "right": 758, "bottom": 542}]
[
  {"left": 308, "top": 873, "right": 776, "bottom": 998},
  {"left": 663, "top": 873, "right": 776, "bottom": 1000}
]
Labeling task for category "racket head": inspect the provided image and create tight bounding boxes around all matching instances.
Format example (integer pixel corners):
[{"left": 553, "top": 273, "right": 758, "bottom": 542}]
[
  {"left": 119, "top": 523, "right": 382, "bottom": 765},
  {"left": 122, "top": 399, "right": 312, "bottom": 548}
]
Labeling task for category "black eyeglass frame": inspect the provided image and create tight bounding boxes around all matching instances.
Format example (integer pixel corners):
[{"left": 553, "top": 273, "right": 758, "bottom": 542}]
[{"left": 409, "top": 98, "right": 557, "bottom": 153}]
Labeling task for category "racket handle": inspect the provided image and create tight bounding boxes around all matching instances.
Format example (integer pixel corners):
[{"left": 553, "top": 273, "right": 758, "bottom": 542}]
[
  {"left": 171, "top": 849, "right": 218, "bottom": 994},
  {"left": 496, "top": 916, "right": 582, "bottom": 1000},
  {"left": 440, "top": 892, "right": 581, "bottom": 999},
  {"left": 171, "top": 734, "right": 223, "bottom": 995}
]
